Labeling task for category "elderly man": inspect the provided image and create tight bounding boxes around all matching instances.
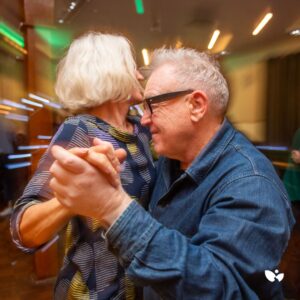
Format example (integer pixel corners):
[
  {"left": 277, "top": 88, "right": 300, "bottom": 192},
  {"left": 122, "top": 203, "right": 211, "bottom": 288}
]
[{"left": 50, "top": 48, "right": 294, "bottom": 299}]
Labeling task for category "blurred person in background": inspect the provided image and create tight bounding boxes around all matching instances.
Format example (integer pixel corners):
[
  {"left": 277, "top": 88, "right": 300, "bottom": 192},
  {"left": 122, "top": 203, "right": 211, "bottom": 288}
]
[
  {"left": 10, "top": 32, "right": 156, "bottom": 299},
  {"left": 50, "top": 48, "right": 294, "bottom": 300},
  {"left": 0, "top": 117, "right": 15, "bottom": 216},
  {"left": 281, "top": 128, "right": 300, "bottom": 298},
  {"left": 0, "top": 117, "right": 26, "bottom": 217},
  {"left": 284, "top": 128, "right": 300, "bottom": 202}
]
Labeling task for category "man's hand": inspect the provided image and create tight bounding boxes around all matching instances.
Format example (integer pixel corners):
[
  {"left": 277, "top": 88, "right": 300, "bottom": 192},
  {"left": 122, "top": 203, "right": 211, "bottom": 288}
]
[{"left": 49, "top": 146, "right": 132, "bottom": 228}]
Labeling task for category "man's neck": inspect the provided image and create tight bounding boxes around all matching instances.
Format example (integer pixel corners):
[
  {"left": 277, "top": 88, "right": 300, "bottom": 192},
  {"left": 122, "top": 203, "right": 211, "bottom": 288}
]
[{"left": 179, "top": 118, "right": 223, "bottom": 170}]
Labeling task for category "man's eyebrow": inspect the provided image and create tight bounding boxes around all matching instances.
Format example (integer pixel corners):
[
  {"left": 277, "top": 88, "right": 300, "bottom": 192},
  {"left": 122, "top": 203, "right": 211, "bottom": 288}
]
[
  {"left": 144, "top": 94, "right": 153, "bottom": 99},
  {"left": 144, "top": 93, "right": 158, "bottom": 99}
]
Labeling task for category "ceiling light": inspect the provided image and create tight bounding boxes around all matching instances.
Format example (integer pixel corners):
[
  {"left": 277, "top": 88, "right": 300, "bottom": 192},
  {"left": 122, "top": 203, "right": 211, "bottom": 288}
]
[
  {"left": 8, "top": 153, "right": 32, "bottom": 159},
  {"left": 18, "top": 145, "right": 49, "bottom": 150},
  {"left": 175, "top": 40, "right": 183, "bottom": 48},
  {"left": 252, "top": 13, "right": 273, "bottom": 36},
  {"left": 287, "top": 18, "right": 300, "bottom": 36},
  {"left": 0, "top": 110, "right": 9, "bottom": 115},
  {"left": 45, "top": 102, "right": 62, "bottom": 109},
  {"left": 37, "top": 135, "right": 53, "bottom": 140},
  {"left": 135, "top": 0, "right": 144, "bottom": 15},
  {"left": 1, "top": 99, "right": 34, "bottom": 111},
  {"left": 0, "top": 104, "right": 14, "bottom": 111},
  {"left": 289, "top": 29, "right": 300, "bottom": 36},
  {"left": 28, "top": 93, "right": 50, "bottom": 103},
  {"left": 2, "top": 36, "right": 27, "bottom": 54},
  {"left": 21, "top": 98, "right": 44, "bottom": 108},
  {"left": 142, "top": 48, "right": 149, "bottom": 66},
  {"left": 5, "top": 113, "right": 29, "bottom": 122},
  {"left": 219, "top": 50, "right": 230, "bottom": 56},
  {"left": 208, "top": 30, "right": 220, "bottom": 50},
  {"left": 5, "top": 162, "right": 32, "bottom": 170},
  {"left": 0, "top": 21, "right": 24, "bottom": 48}
]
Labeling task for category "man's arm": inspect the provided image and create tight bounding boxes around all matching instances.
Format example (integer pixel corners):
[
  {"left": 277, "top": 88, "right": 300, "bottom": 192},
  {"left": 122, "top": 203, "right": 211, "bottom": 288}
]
[
  {"left": 50, "top": 146, "right": 293, "bottom": 299},
  {"left": 105, "top": 175, "right": 293, "bottom": 299}
]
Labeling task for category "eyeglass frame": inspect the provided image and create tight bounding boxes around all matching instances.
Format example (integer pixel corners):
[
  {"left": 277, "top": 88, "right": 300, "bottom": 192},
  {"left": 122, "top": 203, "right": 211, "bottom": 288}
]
[{"left": 143, "top": 89, "right": 194, "bottom": 114}]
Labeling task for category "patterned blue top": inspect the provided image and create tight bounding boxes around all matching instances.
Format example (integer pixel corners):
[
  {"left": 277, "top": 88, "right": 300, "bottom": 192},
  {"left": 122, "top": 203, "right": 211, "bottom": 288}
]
[{"left": 11, "top": 113, "right": 156, "bottom": 299}]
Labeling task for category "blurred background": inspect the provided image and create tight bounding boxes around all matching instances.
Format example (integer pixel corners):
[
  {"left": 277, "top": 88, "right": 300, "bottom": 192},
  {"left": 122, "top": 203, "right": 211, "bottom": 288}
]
[{"left": 0, "top": 0, "right": 300, "bottom": 299}]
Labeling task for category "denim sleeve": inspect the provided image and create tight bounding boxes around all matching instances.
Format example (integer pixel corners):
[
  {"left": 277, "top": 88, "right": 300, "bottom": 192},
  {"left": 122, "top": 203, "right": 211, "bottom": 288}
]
[{"left": 106, "top": 175, "right": 294, "bottom": 300}]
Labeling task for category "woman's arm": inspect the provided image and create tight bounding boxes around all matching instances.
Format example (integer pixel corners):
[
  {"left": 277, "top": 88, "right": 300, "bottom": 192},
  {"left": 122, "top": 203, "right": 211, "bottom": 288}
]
[
  {"left": 19, "top": 198, "right": 74, "bottom": 248},
  {"left": 15, "top": 128, "right": 122, "bottom": 249},
  {"left": 11, "top": 117, "right": 91, "bottom": 251}
]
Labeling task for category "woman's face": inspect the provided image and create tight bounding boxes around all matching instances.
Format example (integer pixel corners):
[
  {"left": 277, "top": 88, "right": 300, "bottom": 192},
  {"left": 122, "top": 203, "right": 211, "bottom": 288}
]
[{"left": 129, "top": 71, "right": 144, "bottom": 104}]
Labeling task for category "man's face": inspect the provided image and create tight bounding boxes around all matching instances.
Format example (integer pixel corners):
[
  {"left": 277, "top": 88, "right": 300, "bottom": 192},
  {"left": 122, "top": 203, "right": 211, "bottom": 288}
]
[{"left": 141, "top": 65, "right": 192, "bottom": 160}]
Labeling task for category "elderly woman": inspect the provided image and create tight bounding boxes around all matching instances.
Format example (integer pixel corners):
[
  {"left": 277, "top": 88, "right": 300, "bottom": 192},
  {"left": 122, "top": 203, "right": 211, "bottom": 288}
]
[{"left": 10, "top": 32, "right": 156, "bottom": 299}]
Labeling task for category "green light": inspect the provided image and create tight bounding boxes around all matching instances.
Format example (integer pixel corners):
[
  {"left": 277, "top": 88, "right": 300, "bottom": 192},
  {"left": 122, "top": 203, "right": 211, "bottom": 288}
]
[
  {"left": 0, "top": 22, "right": 24, "bottom": 48},
  {"left": 35, "top": 26, "right": 72, "bottom": 50},
  {"left": 135, "top": 0, "right": 144, "bottom": 14}
]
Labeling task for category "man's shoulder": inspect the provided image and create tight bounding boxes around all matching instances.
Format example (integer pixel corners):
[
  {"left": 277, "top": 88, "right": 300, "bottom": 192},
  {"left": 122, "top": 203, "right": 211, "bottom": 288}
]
[
  {"left": 224, "top": 129, "right": 272, "bottom": 172},
  {"left": 219, "top": 130, "right": 288, "bottom": 192}
]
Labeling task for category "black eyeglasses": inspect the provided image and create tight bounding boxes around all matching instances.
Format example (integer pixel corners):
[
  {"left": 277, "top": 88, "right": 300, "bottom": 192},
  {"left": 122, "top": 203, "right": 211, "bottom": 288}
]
[{"left": 143, "top": 89, "right": 194, "bottom": 114}]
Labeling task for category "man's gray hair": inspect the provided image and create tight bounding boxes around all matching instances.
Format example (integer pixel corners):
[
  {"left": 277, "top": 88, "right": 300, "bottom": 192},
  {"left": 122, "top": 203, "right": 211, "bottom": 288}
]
[{"left": 149, "top": 48, "right": 229, "bottom": 115}]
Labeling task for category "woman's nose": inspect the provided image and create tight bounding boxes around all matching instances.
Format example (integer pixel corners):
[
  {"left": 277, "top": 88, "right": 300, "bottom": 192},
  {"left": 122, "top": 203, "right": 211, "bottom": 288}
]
[{"left": 141, "top": 109, "right": 151, "bottom": 126}]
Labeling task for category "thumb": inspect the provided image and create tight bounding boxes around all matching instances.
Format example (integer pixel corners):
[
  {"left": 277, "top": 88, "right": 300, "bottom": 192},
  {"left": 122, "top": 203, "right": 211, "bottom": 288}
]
[
  {"left": 94, "top": 137, "right": 127, "bottom": 163},
  {"left": 93, "top": 137, "right": 103, "bottom": 146},
  {"left": 69, "top": 147, "right": 89, "bottom": 158},
  {"left": 51, "top": 145, "right": 87, "bottom": 174},
  {"left": 115, "top": 149, "right": 127, "bottom": 164}
]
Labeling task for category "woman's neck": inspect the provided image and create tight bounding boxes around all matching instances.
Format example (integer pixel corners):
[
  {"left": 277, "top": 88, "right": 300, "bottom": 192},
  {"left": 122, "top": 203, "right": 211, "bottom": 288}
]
[{"left": 88, "top": 101, "right": 133, "bottom": 133}]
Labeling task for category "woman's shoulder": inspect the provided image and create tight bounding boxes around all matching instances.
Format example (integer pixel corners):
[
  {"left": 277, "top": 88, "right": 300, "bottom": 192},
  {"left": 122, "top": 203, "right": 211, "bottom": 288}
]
[
  {"left": 53, "top": 114, "right": 99, "bottom": 142},
  {"left": 64, "top": 114, "right": 92, "bottom": 125},
  {"left": 62, "top": 114, "right": 105, "bottom": 131}
]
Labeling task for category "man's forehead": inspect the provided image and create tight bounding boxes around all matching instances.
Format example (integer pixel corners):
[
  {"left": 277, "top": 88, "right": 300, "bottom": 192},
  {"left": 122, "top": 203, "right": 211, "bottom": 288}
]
[{"left": 144, "top": 65, "right": 178, "bottom": 97}]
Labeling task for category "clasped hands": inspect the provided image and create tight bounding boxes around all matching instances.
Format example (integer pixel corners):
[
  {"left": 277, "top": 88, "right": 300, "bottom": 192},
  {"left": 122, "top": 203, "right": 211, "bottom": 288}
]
[{"left": 49, "top": 138, "right": 133, "bottom": 228}]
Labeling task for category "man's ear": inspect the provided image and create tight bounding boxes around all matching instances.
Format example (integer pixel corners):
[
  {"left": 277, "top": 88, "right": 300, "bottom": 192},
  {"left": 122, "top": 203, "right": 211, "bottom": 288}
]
[{"left": 188, "top": 91, "right": 208, "bottom": 122}]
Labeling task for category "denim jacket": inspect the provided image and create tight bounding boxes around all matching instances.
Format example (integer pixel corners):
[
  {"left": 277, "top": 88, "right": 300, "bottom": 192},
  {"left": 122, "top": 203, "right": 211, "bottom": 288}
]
[{"left": 107, "top": 119, "right": 295, "bottom": 300}]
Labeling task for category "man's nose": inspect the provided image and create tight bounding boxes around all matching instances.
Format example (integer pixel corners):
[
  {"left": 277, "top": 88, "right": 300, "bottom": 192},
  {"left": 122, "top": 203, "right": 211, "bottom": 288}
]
[{"left": 141, "top": 109, "right": 151, "bottom": 126}]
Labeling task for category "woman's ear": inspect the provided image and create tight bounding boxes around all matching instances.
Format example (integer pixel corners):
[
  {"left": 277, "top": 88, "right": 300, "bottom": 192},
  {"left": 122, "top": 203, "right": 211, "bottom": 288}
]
[{"left": 188, "top": 91, "right": 208, "bottom": 122}]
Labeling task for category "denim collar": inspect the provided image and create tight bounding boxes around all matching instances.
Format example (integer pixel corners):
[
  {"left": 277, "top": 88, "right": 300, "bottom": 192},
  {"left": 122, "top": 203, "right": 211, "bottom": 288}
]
[
  {"left": 184, "top": 118, "right": 235, "bottom": 183},
  {"left": 158, "top": 118, "right": 235, "bottom": 195}
]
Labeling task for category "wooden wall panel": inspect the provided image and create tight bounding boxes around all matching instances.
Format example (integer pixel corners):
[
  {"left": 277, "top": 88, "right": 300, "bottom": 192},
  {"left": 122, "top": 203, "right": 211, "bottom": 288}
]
[{"left": 23, "top": 0, "right": 59, "bottom": 280}]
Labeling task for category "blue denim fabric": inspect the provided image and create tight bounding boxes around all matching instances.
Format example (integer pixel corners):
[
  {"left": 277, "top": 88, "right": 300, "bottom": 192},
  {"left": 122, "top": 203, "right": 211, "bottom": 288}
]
[{"left": 107, "top": 119, "right": 295, "bottom": 300}]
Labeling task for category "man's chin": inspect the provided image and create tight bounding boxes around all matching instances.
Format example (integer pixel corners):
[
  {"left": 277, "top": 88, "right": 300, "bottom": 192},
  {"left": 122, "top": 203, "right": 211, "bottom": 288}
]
[{"left": 153, "top": 142, "right": 165, "bottom": 157}]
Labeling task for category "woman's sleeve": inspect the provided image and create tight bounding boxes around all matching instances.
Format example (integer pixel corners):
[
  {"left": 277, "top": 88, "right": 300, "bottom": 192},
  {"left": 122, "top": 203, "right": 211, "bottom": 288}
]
[{"left": 10, "top": 118, "right": 92, "bottom": 252}]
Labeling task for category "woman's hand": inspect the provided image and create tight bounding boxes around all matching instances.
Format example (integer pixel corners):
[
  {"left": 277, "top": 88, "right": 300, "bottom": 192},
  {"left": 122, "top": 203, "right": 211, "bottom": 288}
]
[
  {"left": 49, "top": 145, "right": 132, "bottom": 228},
  {"left": 68, "top": 138, "right": 127, "bottom": 188}
]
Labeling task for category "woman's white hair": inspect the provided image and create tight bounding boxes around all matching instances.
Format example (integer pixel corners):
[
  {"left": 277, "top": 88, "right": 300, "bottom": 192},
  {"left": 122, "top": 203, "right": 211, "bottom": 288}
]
[
  {"left": 149, "top": 48, "right": 229, "bottom": 115},
  {"left": 55, "top": 32, "right": 142, "bottom": 113}
]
